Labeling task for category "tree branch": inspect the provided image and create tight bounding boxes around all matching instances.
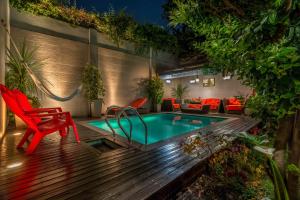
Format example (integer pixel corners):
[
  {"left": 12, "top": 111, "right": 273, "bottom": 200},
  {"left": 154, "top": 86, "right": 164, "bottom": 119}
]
[
  {"left": 223, "top": 0, "right": 245, "bottom": 17},
  {"left": 285, "top": 0, "right": 292, "bottom": 12}
]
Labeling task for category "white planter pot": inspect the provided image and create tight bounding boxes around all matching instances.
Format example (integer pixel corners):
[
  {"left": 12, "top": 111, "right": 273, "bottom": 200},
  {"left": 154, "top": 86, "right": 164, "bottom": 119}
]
[
  {"left": 154, "top": 104, "right": 161, "bottom": 113},
  {"left": 91, "top": 99, "right": 103, "bottom": 118}
]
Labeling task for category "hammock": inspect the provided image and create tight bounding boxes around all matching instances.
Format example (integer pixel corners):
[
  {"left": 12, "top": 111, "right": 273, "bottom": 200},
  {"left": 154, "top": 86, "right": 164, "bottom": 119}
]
[{"left": 1, "top": 20, "right": 82, "bottom": 102}]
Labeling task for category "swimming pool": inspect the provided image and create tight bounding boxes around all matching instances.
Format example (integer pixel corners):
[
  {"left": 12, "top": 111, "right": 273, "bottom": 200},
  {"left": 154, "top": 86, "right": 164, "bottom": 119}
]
[{"left": 88, "top": 113, "right": 225, "bottom": 145}]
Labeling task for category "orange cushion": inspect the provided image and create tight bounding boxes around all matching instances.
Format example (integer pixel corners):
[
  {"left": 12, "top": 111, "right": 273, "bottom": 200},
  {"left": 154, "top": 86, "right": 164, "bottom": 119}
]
[
  {"left": 226, "top": 105, "right": 243, "bottom": 111},
  {"left": 202, "top": 98, "right": 220, "bottom": 106},
  {"left": 173, "top": 104, "right": 181, "bottom": 109},
  {"left": 228, "top": 98, "right": 241, "bottom": 105},
  {"left": 130, "top": 98, "right": 147, "bottom": 108},
  {"left": 188, "top": 104, "right": 202, "bottom": 109}
]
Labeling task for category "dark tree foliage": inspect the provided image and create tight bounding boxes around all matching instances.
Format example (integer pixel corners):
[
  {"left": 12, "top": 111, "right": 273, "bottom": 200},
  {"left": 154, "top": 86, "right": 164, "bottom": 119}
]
[
  {"left": 10, "top": 0, "right": 178, "bottom": 54},
  {"left": 166, "top": 0, "right": 300, "bottom": 199}
]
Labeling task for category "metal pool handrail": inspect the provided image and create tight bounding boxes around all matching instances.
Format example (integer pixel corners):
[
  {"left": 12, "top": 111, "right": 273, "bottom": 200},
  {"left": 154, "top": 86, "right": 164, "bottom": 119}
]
[
  {"left": 117, "top": 106, "right": 148, "bottom": 145},
  {"left": 105, "top": 105, "right": 131, "bottom": 140},
  {"left": 117, "top": 110, "right": 133, "bottom": 143}
]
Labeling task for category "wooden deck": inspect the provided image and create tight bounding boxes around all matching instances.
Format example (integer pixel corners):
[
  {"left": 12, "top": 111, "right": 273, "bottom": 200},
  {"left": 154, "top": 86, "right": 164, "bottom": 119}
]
[{"left": 0, "top": 115, "right": 259, "bottom": 200}]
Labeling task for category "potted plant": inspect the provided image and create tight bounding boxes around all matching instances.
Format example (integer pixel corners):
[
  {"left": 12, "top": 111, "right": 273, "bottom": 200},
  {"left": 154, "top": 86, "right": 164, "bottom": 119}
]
[
  {"left": 171, "top": 83, "right": 189, "bottom": 104},
  {"left": 6, "top": 41, "right": 42, "bottom": 128},
  {"left": 146, "top": 76, "right": 164, "bottom": 112},
  {"left": 82, "top": 63, "right": 105, "bottom": 117}
]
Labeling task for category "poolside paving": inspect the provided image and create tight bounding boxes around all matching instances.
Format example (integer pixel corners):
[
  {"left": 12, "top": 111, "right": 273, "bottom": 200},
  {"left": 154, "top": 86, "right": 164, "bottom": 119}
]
[{"left": 0, "top": 115, "right": 259, "bottom": 200}]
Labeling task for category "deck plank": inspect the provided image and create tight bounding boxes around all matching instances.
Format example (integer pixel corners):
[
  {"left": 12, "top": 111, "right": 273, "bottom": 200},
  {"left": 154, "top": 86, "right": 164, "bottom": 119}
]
[{"left": 0, "top": 115, "right": 259, "bottom": 200}]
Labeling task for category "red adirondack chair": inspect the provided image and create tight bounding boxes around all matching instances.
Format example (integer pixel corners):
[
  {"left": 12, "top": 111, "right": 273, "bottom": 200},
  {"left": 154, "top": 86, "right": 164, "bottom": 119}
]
[
  {"left": 11, "top": 89, "right": 62, "bottom": 123},
  {"left": 0, "top": 84, "right": 80, "bottom": 155}
]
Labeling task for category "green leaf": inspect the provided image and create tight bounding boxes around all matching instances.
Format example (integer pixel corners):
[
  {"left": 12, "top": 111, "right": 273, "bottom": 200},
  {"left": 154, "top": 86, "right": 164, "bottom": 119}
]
[{"left": 294, "top": 80, "right": 300, "bottom": 94}]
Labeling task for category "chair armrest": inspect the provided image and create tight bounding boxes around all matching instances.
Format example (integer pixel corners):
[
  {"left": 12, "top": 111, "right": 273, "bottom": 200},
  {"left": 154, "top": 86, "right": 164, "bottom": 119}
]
[
  {"left": 25, "top": 107, "right": 62, "bottom": 114},
  {"left": 27, "top": 112, "right": 70, "bottom": 118}
]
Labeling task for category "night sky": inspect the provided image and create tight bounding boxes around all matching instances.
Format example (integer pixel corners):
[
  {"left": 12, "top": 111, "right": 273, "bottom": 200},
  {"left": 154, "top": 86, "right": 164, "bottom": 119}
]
[{"left": 76, "top": 0, "right": 168, "bottom": 26}]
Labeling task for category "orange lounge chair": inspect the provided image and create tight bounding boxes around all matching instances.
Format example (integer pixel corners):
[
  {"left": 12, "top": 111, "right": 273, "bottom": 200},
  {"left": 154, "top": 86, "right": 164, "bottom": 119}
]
[{"left": 109, "top": 97, "right": 148, "bottom": 114}]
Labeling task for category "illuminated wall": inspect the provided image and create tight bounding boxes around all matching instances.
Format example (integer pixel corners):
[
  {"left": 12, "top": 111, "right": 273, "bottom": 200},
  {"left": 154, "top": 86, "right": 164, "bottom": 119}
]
[
  {"left": 10, "top": 8, "right": 176, "bottom": 116},
  {"left": 11, "top": 27, "right": 90, "bottom": 116},
  {"left": 163, "top": 74, "right": 252, "bottom": 99},
  {"left": 99, "top": 48, "right": 149, "bottom": 109}
]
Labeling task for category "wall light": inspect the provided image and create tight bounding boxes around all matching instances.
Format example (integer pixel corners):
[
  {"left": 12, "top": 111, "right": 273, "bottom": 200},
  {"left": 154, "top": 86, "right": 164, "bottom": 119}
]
[
  {"left": 6, "top": 162, "right": 23, "bottom": 169},
  {"left": 166, "top": 79, "right": 171, "bottom": 84},
  {"left": 190, "top": 80, "right": 196, "bottom": 84},
  {"left": 223, "top": 75, "right": 231, "bottom": 80},
  {"left": 195, "top": 78, "right": 200, "bottom": 83},
  {"left": 13, "top": 132, "right": 23, "bottom": 136}
]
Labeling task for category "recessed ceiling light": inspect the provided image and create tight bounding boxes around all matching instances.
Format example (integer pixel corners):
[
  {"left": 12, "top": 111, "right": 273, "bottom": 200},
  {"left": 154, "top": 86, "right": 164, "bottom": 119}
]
[{"left": 6, "top": 162, "right": 23, "bottom": 169}]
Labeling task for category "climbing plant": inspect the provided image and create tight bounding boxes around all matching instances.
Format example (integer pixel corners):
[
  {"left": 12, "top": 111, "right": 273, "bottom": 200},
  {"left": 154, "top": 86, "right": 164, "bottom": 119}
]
[
  {"left": 165, "top": 0, "right": 300, "bottom": 199},
  {"left": 10, "top": 0, "right": 177, "bottom": 54}
]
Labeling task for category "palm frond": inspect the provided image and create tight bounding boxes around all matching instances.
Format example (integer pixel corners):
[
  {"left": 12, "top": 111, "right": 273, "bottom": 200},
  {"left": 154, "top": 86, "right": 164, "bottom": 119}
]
[{"left": 5, "top": 40, "right": 46, "bottom": 98}]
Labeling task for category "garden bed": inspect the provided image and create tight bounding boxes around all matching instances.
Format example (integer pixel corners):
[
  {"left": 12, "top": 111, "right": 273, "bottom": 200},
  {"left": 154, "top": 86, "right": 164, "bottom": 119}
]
[{"left": 176, "top": 142, "right": 274, "bottom": 200}]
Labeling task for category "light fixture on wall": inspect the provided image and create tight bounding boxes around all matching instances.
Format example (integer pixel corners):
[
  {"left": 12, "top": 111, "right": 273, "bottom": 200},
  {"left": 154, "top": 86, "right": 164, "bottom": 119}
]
[
  {"left": 223, "top": 75, "right": 231, "bottom": 80},
  {"left": 166, "top": 79, "right": 171, "bottom": 84},
  {"left": 222, "top": 69, "right": 232, "bottom": 80},
  {"left": 190, "top": 80, "right": 196, "bottom": 84}
]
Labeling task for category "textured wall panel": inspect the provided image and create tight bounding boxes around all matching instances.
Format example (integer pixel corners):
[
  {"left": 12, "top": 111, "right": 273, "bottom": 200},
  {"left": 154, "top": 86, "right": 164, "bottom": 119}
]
[
  {"left": 99, "top": 47, "right": 149, "bottom": 111},
  {"left": 11, "top": 27, "right": 89, "bottom": 116},
  {"left": 10, "top": 10, "right": 177, "bottom": 116}
]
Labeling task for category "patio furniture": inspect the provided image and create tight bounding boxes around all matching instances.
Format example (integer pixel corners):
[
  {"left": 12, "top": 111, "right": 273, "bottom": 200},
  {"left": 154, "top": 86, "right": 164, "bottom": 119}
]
[
  {"left": 108, "top": 97, "right": 149, "bottom": 115},
  {"left": 223, "top": 97, "right": 244, "bottom": 114},
  {"left": 130, "top": 97, "right": 148, "bottom": 110},
  {"left": 201, "top": 98, "right": 221, "bottom": 112},
  {"left": 190, "top": 97, "right": 201, "bottom": 104},
  {"left": 0, "top": 84, "right": 80, "bottom": 154},
  {"left": 161, "top": 98, "right": 180, "bottom": 112},
  {"left": 12, "top": 89, "right": 63, "bottom": 123},
  {"left": 181, "top": 104, "right": 210, "bottom": 114}
]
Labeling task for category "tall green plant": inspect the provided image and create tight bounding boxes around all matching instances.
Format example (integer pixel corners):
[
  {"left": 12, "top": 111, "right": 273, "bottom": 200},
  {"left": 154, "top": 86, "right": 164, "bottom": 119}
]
[
  {"left": 171, "top": 83, "right": 188, "bottom": 100},
  {"left": 236, "top": 133, "right": 289, "bottom": 200},
  {"left": 6, "top": 40, "right": 43, "bottom": 106},
  {"left": 102, "top": 8, "right": 137, "bottom": 47},
  {"left": 82, "top": 63, "right": 105, "bottom": 102},
  {"left": 166, "top": 1, "right": 300, "bottom": 198},
  {"left": 146, "top": 76, "right": 164, "bottom": 105}
]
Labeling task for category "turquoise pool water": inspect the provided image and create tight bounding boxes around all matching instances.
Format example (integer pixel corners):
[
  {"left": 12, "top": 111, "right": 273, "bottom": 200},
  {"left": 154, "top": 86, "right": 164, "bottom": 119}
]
[{"left": 88, "top": 113, "right": 225, "bottom": 145}]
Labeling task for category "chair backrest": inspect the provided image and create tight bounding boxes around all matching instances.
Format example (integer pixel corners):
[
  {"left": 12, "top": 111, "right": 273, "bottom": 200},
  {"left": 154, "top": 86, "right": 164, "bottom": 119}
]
[
  {"left": 0, "top": 84, "right": 38, "bottom": 130},
  {"left": 130, "top": 97, "right": 147, "bottom": 108},
  {"left": 161, "top": 99, "right": 173, "bottom": 112},
  {"left": 12, "top": 89, "right": 33, "bottom": 111},
  {"left": 163, "top": 98, "right": 176, "bottom": 104},
  {"left": 228, "top": 97, "right": 241, "bottom": 105},
  {"left": 12, "top": 89, "right": 42, "bottom": 123}
]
